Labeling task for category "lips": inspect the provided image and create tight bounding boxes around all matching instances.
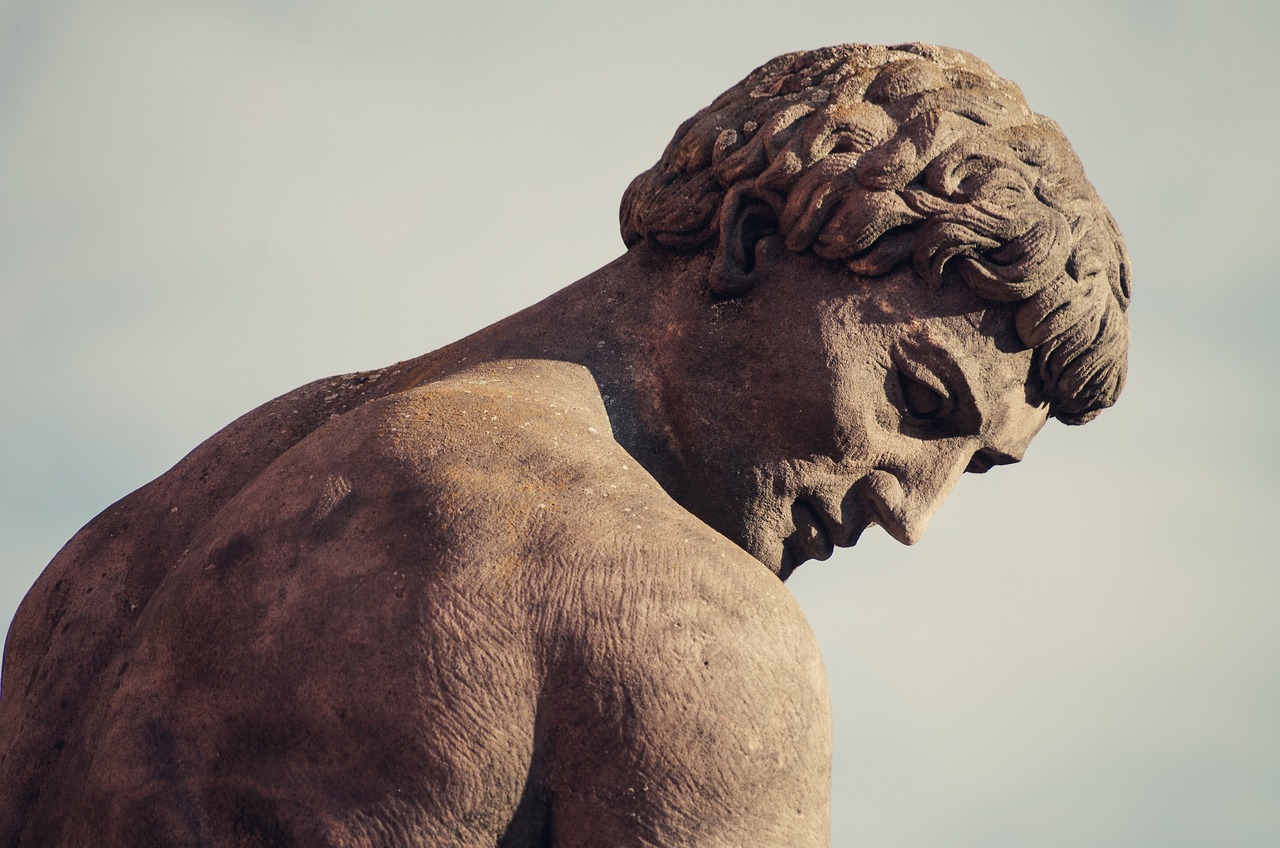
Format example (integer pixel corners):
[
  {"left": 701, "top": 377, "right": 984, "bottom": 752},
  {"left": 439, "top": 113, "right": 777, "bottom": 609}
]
[{"left": 784, "top": 495, "right": 876, "bottom": 570}]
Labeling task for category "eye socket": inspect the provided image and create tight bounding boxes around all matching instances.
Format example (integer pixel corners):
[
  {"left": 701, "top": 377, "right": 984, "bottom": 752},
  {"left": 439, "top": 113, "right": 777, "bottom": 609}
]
[{"left": 895, "top": 361, "right": 955, "bottom": 422}]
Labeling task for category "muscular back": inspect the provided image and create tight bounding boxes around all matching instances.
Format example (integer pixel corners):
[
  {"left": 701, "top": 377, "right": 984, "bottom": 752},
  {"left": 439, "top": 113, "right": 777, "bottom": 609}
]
[
  {"left": 0, "top": 361, "right": 415, "bottom": 843},
  {"left": 1, "top": 360, "right": 830, "bottom": 847}
]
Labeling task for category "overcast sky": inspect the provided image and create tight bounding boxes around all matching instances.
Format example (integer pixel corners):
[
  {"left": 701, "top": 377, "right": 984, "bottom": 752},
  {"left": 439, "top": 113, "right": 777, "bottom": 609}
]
[{"left": 2, "top": 1, "right": 1277, "bottom": 845}]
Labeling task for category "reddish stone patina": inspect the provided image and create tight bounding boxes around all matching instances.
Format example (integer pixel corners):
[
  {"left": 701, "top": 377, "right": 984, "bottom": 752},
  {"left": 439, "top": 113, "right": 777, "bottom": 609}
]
[{"left": 1, "top": 44, "right": 1128, "bottom": 846}]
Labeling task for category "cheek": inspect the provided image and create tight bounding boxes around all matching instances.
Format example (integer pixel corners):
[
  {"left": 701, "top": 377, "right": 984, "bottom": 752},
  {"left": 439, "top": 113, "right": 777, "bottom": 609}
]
[
  {"left": 828, "top": 355, "right": 897, "bottom": 464},
  {"left": 821, "top": 305, "right": 902, "bottom": 453},
  {"left": 780, "top": 372, "right": 847, "bottom": 459}
]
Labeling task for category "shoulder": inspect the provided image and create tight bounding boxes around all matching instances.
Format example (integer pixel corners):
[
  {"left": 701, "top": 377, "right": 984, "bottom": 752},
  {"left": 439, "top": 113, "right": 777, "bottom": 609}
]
[
  {"left": 246, "top": 363, "right": 635, "bottom": 552},
  {"left": 295, "top": 364, "right": 832, "bottom": 728},
  {"left": 535, "top": 527, "right": 831, "bottom": 846}
]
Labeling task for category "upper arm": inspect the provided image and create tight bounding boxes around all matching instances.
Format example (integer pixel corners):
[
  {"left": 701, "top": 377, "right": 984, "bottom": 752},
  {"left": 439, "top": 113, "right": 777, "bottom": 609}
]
[{"left": 542, "top": 547, "right": 832, "bottom": 847}]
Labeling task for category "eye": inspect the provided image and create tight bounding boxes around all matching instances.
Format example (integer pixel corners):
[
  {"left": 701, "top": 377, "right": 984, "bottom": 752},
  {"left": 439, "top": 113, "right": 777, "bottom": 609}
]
[
  {"left": 901, "top": 373, "right": 945, "bottom": 418},
  {"left": 894, "top": 361, "right": 955, "bottom": 422}
]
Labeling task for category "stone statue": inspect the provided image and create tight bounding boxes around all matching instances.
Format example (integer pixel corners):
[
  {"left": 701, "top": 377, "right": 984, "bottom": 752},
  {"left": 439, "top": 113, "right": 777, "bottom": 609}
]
[{"left": 0, "top": 44, "right": 1129, "bottom": 846}]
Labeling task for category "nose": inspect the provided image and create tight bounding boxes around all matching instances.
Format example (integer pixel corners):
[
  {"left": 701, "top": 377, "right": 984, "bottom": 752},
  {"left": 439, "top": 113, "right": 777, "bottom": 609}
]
[{"left": 864, "top": 442, "right": 975, "bottom": 545}]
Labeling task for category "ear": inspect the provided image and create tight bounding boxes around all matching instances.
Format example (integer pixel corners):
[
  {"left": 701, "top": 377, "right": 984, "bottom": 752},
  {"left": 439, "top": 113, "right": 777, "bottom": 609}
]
[{"left": 709, "top": 188, "right": 783, "bottom": 297}]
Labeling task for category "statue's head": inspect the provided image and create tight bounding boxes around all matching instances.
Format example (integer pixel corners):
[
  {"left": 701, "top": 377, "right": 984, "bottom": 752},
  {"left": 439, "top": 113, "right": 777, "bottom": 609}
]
[{"left": 617, "top": 44, "right": 1130, "bottom": 576}]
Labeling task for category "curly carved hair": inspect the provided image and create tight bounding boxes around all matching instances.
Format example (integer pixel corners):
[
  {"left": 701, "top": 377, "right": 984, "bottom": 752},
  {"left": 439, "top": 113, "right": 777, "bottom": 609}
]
[{"left": 621, "top": 43, "right": 1130, "bottom": 425}]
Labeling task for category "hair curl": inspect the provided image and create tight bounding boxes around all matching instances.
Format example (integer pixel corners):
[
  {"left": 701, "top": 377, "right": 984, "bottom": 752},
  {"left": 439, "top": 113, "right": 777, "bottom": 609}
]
[{"left": 621, "top": 44, "right": 1130, "bottom": 425}]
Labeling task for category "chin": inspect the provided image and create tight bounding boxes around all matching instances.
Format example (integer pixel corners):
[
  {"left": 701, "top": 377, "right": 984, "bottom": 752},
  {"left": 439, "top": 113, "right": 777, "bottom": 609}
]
[{"left": 776, "top": 548, "right": 802, "bottom": 582}]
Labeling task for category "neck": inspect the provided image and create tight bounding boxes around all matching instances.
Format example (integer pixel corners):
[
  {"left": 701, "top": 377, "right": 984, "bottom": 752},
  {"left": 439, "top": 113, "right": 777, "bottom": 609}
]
[{"left": 396, "top": 245, "right": 706, "bottom": 500}]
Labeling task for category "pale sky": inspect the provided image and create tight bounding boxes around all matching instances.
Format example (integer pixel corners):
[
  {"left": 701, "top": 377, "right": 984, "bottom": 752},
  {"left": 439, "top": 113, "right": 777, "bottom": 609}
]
[{"left": 2, "top": 2, "right": 1278, "bottom": 845}]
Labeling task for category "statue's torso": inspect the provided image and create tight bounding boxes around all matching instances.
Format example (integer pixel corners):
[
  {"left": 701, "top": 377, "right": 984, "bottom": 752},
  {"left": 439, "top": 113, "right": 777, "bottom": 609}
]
[{"left": 2, "top": 361, "right": 830, "bottom": 847}]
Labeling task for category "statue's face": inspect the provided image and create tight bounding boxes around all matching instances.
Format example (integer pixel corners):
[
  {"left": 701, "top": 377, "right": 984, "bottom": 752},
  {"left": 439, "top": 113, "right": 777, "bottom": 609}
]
[{"left": 661, "top": 255, "right": 1049, "bottom": 578}]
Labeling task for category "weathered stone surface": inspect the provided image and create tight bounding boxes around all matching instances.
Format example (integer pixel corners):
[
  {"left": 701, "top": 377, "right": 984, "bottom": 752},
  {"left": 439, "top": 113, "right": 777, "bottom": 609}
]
[{"left": 0, "top": 44, "right": 1128, "bottom": 846}]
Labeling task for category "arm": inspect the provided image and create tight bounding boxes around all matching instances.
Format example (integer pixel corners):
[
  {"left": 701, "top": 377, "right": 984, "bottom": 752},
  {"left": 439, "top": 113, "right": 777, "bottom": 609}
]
[{"left": 540, "top": 541, "right": 832, "bottom": 847}]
